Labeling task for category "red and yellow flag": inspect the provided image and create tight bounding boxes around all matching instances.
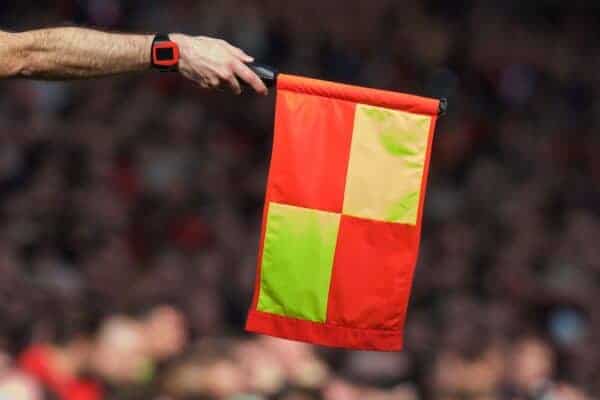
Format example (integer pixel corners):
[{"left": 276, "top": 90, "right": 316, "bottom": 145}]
[{"left": 246, "top": 74, "right": 441, "bottom": 351}]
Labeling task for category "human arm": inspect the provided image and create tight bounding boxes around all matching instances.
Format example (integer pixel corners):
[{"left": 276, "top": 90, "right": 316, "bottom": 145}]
[{"left": 0, "top": 27, "right": 267, "bottom": 94}]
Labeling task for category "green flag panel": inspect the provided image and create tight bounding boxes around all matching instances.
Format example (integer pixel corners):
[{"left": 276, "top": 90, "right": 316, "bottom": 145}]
[{"left": 257, "top": 202, "right": 341, "bottom": 322}]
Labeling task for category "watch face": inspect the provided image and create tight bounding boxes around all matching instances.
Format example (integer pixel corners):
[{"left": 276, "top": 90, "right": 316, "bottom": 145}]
[
  {"left": 156, "top": 47, "right": 174, "bottom": 61},
  {"left": 153, "top": 42, "right": 179, "bottom": 68}
]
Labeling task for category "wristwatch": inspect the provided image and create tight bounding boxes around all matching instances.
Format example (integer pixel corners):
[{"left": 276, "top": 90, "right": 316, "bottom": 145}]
[{"left": 151, "top": 33, "right": 179, "bottom": 71}]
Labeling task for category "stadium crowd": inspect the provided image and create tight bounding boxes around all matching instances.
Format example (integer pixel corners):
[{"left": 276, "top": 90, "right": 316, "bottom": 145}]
[{"left": 0, "top": 0, "right": 598, "bottom": 399}]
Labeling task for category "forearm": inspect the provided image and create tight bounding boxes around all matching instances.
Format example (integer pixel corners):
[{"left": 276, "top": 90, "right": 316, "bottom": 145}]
[{"left": 0, "top": 27, "right": 153, "bottom": 79}]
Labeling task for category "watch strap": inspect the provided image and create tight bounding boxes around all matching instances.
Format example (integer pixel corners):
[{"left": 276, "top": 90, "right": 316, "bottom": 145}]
[{"left": 153, "top": 33, "right": 170, "bottom": 43}]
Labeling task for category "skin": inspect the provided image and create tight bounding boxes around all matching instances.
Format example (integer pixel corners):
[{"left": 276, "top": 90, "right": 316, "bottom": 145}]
[{"left": 0, "top": 27, "right": 268, "bottom": 95}]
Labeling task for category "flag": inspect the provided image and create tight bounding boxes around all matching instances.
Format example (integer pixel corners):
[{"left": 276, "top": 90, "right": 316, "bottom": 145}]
[{"left": 246, "top": 74, "right": 442, "bottom": 351}]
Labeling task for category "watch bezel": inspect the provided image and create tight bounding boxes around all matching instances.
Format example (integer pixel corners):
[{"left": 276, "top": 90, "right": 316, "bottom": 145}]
[{"left": 152, "top": 41, "right": 180, "bottom": 68}]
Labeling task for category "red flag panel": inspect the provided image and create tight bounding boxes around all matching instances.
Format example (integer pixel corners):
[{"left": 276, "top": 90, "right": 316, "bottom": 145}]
[
  {"left": 268, "top": 90, "right": 355, "bottom": 213},
  {"left": 326, "top": 215, "right": 419, "bottom": 332}
]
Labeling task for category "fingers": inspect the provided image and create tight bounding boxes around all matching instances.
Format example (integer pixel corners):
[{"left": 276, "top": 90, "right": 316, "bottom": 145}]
[
  {"left": 232, "top": 60, "right": 268, "bottom": 95},
  {"left": 225, "top": 73, "right": 242, "bottom": 95},
  {"left": 182, "top": 36, "right": 265, "bottom": 95}
]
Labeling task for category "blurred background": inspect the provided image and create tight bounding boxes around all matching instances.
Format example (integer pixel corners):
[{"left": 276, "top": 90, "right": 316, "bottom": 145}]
[{"left": 0, "top": 0, "right": 599, "bottom": 399}]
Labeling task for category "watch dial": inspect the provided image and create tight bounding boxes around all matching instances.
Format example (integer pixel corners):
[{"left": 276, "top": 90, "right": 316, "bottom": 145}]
[{"left": 156, "top": 47, "right": 174, "bottom": 61}]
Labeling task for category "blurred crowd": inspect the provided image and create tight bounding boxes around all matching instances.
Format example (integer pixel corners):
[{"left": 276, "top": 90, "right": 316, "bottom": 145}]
[{"left": 0, "top": 0, "right": 599, "bottom": 399}]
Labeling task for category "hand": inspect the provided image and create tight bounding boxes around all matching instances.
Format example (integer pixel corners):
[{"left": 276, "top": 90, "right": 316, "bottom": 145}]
[{"left": 171, "top": 34, "right": 268, "bottom": 95}]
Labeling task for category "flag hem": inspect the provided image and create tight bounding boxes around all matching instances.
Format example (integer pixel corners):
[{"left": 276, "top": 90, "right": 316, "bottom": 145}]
[
  {"left": 246, "top": 310, "right": 403, "bottom": 351},
  {"left": 278, "top": 74, "right": 440, "bottom": 116}
]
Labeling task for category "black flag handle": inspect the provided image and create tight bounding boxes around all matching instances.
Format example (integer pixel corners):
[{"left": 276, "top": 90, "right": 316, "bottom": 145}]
[
  {"left": 247, "top": 63, "right": 278, "bottom": 88},
  {"left": 438, "top": 98, "right": 448, "bottom": 116}
]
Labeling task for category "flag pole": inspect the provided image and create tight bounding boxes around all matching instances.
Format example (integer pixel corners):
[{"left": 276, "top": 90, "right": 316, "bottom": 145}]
[
  {"left": 247, "top": 63, "right": 447, "bottom": 116},
  {"left": 247, "top": 63, "right": 278, "bottom": 88},
  {"left": 438, "top": 97, "right": 448, "bottom": 116}
]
